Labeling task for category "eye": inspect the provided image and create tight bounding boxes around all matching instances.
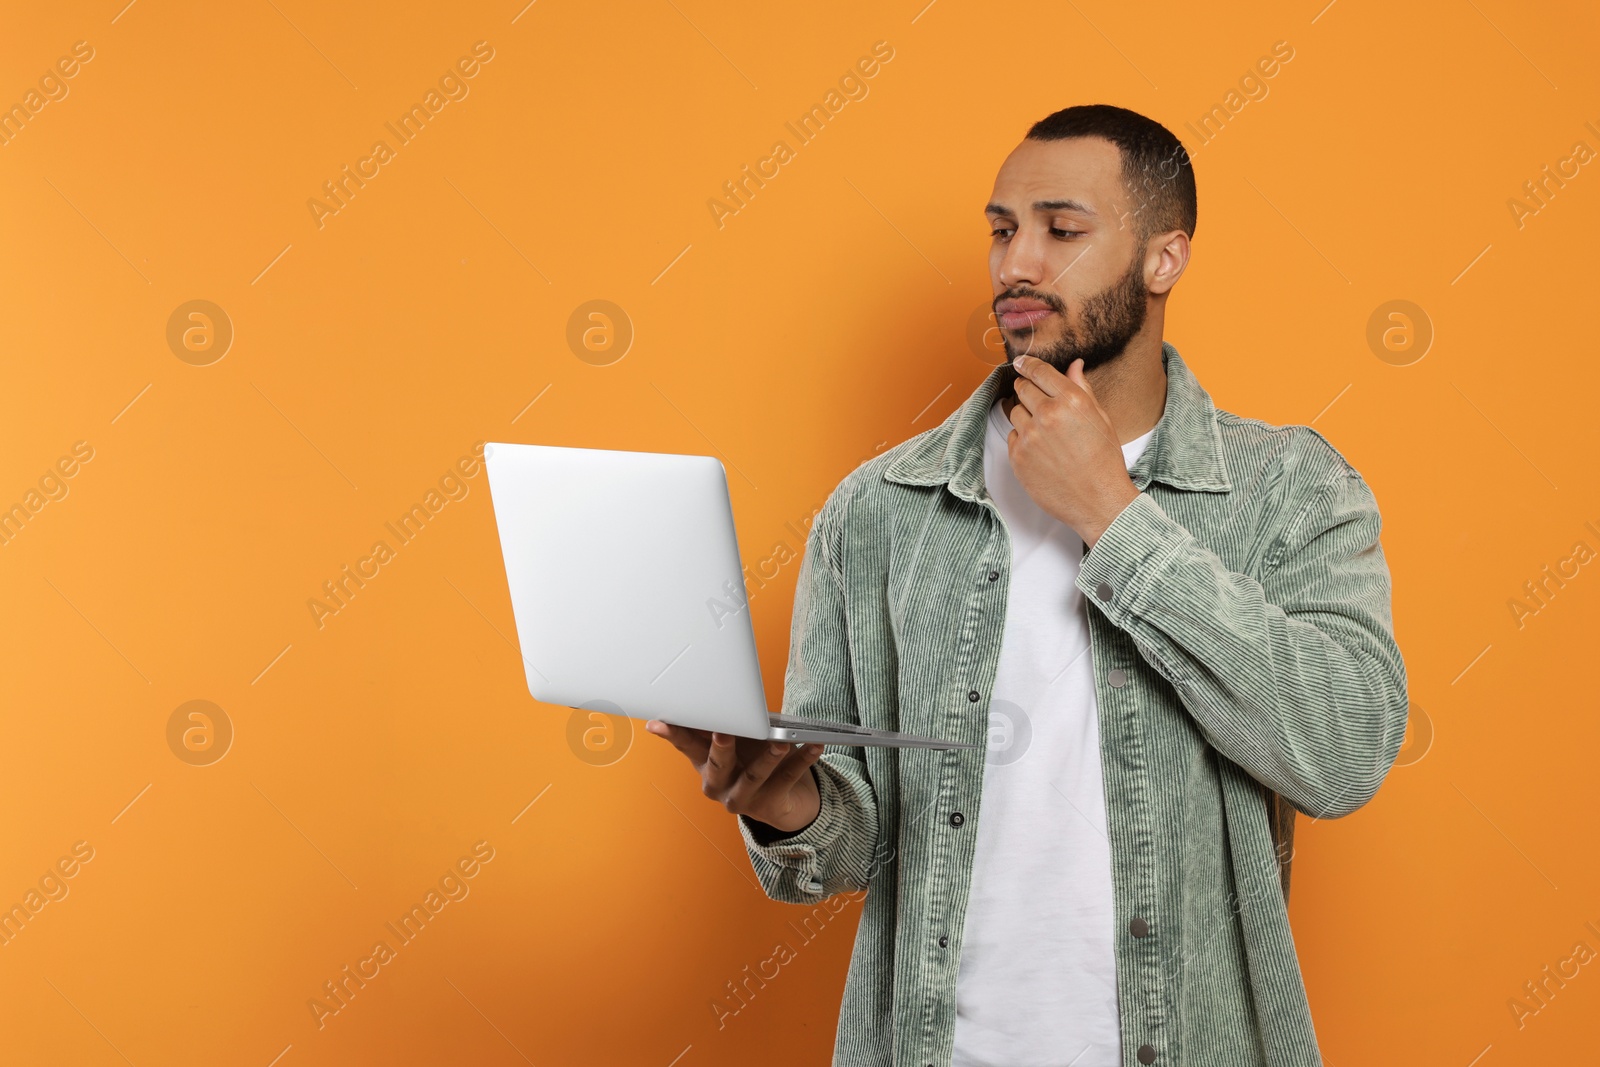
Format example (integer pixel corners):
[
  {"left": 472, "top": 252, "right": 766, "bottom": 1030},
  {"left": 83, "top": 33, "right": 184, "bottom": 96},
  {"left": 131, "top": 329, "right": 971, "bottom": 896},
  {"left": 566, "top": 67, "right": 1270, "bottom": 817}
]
[
  {"left": 989, "top": 226, "right": 1013, "bottom": 239},
  {"left": 1050, "top": 227, "right": 1085, "bottom": 238}
]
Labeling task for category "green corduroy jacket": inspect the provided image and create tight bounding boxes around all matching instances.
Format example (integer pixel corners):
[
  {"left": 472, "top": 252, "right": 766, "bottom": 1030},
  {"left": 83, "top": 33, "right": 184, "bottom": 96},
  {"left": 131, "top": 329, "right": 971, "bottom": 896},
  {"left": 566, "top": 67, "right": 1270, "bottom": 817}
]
[{"left": 738, "top": 341, "right": 1408, "bottom": 1067}]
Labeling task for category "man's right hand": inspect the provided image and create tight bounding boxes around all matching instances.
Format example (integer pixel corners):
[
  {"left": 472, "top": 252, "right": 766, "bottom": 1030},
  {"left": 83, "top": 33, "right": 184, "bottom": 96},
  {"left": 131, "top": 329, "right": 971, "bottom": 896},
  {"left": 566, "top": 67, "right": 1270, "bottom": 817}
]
[{"left": 645, "top": 721, "right": 824, "bottom": 833}]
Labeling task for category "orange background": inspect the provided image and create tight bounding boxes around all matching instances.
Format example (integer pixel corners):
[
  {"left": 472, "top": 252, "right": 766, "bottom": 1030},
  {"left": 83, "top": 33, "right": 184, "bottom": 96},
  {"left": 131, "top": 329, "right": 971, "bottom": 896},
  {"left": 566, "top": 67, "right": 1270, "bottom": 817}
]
[{"left": 2, "top": 0, "right": 1598, "bottom": 1063}]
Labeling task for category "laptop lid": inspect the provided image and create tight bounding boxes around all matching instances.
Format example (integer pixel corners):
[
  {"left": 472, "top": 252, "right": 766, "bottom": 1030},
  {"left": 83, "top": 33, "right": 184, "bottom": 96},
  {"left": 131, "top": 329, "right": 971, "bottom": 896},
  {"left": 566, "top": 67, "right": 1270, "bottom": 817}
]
[{"left": 484, "top": 442, "right": 772, "bottom": 737}]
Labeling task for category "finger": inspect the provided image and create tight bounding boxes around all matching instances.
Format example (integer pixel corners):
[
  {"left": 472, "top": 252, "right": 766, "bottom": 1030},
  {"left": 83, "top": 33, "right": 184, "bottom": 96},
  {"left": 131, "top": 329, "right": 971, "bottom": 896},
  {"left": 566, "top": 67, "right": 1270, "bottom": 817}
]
[
  {"left": 645, "top": 720, "right": 711, "bottom": 766},
  {"left": 723, "top": 739, "right": 797, "bottom": 808},
  {"left": 1006, "top": 392, "right": 1035, "bottom": 433},
  {"left": 1013, "top": 353, "right": 1066, "bottom": 397},
  {"left": 703, "top": 732, "right": 740, "bottom": 793},
  {"left": 1066, "top": 357, "right": 1099, "bottom": 402},
  {"left": 763, "top": 743, "right": 824, "bottom": 796},
  {"left": 1054, "top": 362, "right": 1123, "bottom": 451},
  {"left": 1042, "top": 359, "right": 1098, "bottom": 417},
  {"left": 1013, "top": 375, "right": 1047, "bottom": 416}
]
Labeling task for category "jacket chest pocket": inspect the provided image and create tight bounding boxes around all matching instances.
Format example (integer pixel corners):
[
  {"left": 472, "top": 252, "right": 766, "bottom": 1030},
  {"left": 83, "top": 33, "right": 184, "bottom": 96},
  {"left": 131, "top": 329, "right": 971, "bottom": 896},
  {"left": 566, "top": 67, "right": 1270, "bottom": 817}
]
[{"left": 879, "top": 498, "right": 1004, "bottom": 733}]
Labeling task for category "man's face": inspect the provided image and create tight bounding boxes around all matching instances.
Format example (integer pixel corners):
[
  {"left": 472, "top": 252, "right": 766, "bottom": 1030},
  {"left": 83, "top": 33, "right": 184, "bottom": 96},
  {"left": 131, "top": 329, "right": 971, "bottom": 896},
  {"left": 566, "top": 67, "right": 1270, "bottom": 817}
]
[{"left": 986, "top": 136, "right": 1149, "bottom": 373}]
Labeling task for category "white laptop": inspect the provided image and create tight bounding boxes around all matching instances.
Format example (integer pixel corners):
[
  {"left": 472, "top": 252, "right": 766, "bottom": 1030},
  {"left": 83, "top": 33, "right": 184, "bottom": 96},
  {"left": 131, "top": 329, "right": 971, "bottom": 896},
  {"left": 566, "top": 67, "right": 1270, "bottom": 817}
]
[{"left": 483, "top": 441, "right": 977, "bottom": 749}]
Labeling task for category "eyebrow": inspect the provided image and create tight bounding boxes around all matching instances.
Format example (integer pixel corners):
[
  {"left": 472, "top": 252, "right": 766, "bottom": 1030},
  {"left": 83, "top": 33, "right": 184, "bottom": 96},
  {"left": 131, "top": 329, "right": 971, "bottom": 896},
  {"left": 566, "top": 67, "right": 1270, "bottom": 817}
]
[{"left": 984, "top": 199, "right": 1099, "bottom": 218}]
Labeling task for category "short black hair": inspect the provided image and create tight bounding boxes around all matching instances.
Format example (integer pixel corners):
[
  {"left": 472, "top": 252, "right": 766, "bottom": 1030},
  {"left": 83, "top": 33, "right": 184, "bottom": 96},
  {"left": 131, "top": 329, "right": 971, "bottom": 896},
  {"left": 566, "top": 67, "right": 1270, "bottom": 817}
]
[{"left": 1026, "top": 104, "right": 1197, "bottom": 243}]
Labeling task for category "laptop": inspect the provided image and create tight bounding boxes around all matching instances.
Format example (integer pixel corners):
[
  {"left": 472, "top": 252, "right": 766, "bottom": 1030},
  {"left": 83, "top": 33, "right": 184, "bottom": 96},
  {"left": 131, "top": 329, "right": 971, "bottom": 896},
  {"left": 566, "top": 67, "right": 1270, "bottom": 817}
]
[{"left": 483, "top": 441, "right": 978, "bottom": 750}]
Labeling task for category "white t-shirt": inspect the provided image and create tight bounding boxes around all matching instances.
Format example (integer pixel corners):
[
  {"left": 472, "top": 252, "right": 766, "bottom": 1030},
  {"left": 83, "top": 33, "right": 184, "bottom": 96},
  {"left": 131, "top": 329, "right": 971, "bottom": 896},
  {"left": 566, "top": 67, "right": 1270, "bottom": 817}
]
[{"left": 951, "top": 398, "right": 1156, "bottom": 1067}]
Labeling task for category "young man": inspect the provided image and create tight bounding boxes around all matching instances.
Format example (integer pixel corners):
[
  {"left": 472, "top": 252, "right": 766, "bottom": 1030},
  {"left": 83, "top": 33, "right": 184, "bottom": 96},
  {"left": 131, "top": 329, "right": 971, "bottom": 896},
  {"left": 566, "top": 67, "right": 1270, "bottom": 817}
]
[{"left": 648, "top": 104, "right": 1407, "bottom": 1067}]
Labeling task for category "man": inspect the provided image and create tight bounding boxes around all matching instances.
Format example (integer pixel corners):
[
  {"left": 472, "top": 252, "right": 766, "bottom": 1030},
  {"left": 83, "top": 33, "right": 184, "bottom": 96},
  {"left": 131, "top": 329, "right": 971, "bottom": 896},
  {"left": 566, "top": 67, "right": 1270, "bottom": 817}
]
[{"left": 647, "top": 103, "right": 1407, "bottom": 1067}]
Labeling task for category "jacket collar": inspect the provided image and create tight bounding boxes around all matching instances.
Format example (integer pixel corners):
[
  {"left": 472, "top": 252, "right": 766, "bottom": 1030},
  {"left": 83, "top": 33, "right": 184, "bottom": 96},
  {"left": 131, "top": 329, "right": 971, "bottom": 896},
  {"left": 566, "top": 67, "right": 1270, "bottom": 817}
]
[{"left": 884, "top": 340, "right": 1233, "bottom": 503}]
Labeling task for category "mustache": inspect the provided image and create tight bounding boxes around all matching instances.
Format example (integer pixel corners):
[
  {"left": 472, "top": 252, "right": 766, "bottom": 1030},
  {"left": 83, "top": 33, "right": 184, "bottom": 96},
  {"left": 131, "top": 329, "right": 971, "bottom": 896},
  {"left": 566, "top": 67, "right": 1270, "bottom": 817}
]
[{"left": 993, "top": 288, "right": 1067, "bottom": 316}]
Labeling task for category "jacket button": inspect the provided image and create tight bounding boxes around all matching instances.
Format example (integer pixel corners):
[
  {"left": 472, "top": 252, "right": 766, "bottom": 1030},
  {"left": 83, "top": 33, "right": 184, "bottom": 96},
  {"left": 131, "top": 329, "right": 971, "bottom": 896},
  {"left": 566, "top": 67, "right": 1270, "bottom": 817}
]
[
  {"left": 987, "top": 570, "right": 999, "bottom": 582},
  {"left": 1129, "top": 917, "right": 1149, "bottom": 938},
  {"left": 1137, "top": 1044, "right": 1156, "bottom": 1064},
  {"left": 949, "top": 812, "right": 964, "bottom": 827},
  {"left": 967, "top": 690, "right": 981, "bottom": 702},
  {"left": 938, "top": 935, "right": 949, "bottom": 948},
  {"left": 1095, "top": 581, "right": 1114, "bottom": 601},
  {"left": 1108, "top": 668, "right": 1128, "bottom": 688}
]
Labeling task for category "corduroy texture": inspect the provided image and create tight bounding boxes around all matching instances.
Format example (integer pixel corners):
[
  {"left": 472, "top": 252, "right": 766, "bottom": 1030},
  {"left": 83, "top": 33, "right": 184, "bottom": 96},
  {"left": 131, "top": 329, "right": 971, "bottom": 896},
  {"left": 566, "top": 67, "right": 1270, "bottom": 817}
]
[{"left": 739, "top": 342, "right": 1408, "bottom": 1067}]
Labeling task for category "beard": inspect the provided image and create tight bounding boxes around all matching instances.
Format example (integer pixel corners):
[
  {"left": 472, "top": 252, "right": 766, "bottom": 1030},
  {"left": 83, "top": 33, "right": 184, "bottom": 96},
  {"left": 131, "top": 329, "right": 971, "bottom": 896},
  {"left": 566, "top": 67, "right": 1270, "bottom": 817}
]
[{"left": 996, "top": 252, "right": 1149, "bottom": 397}]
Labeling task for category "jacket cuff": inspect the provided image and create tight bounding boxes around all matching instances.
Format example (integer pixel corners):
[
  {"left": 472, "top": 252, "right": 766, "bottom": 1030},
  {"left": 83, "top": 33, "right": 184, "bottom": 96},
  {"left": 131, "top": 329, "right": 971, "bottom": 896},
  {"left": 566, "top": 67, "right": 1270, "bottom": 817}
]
[
  {"left": 738, "top": 761, "right": 850, "bottom": 891},
  {"left": 1076, "top": 492, "right": 1188, "bottom": 627}
]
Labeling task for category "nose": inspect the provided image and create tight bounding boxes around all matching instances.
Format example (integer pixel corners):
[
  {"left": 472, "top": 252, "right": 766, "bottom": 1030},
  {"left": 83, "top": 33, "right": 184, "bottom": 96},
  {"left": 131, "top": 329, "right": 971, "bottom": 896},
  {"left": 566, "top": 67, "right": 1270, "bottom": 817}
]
[{"left": 996, "top": 229, "right": 1046, "bottom": 289}]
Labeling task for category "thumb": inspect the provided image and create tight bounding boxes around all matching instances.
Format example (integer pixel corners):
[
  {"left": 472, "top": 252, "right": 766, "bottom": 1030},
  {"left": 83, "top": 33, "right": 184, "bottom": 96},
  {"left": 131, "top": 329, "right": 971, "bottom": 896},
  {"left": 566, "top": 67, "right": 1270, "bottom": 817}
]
[{"left": 1068, "top": 357, "right": 1092, "bottom": 396}]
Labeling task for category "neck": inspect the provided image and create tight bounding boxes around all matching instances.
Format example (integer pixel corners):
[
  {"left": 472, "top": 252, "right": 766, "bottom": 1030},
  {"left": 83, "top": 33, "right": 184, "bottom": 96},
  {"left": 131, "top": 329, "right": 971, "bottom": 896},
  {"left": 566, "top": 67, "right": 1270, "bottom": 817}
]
[{"left": 1092, "top": 330, "right": 1169, "bottom": 445}]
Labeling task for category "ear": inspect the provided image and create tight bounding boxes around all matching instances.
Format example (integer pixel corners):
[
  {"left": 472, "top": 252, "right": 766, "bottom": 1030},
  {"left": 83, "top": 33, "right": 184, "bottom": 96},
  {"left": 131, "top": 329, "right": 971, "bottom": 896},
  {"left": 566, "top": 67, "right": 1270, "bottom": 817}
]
[{"left": 1146, "top": 229, "right": 1190, "bottom": 296}]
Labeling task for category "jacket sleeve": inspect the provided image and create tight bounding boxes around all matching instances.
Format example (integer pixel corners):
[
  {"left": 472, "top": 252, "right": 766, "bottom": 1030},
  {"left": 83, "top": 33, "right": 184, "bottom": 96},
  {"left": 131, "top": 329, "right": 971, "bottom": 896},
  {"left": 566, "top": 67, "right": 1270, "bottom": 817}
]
[
  {"left": 1076, "top": 460, "right": 1408, "bottom": 819},
  {"left": 737, "top": 481, "right": 881, "bottom": 902}
]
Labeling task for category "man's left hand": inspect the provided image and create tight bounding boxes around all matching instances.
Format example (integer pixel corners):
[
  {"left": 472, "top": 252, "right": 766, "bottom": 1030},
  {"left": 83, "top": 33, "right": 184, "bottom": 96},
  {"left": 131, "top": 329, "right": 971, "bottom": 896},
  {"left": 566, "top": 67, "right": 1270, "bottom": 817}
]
[{"left": 1005, "top": 354, "right": 1142, "bottom": 550}]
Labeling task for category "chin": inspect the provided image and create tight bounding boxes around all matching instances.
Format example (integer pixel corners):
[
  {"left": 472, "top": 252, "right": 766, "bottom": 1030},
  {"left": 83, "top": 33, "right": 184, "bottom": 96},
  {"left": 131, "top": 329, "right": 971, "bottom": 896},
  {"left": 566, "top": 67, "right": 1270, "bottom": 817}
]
[{"left": 1004, "top": 332, "right": 1057, "bottom": 362}]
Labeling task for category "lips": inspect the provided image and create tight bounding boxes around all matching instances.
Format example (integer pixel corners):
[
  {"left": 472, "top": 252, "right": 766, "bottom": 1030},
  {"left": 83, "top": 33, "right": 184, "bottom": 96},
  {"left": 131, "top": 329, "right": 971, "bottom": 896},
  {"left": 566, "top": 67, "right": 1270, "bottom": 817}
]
[{"left": 995, "top": 299, "right": 1055, "bottom": 330}]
